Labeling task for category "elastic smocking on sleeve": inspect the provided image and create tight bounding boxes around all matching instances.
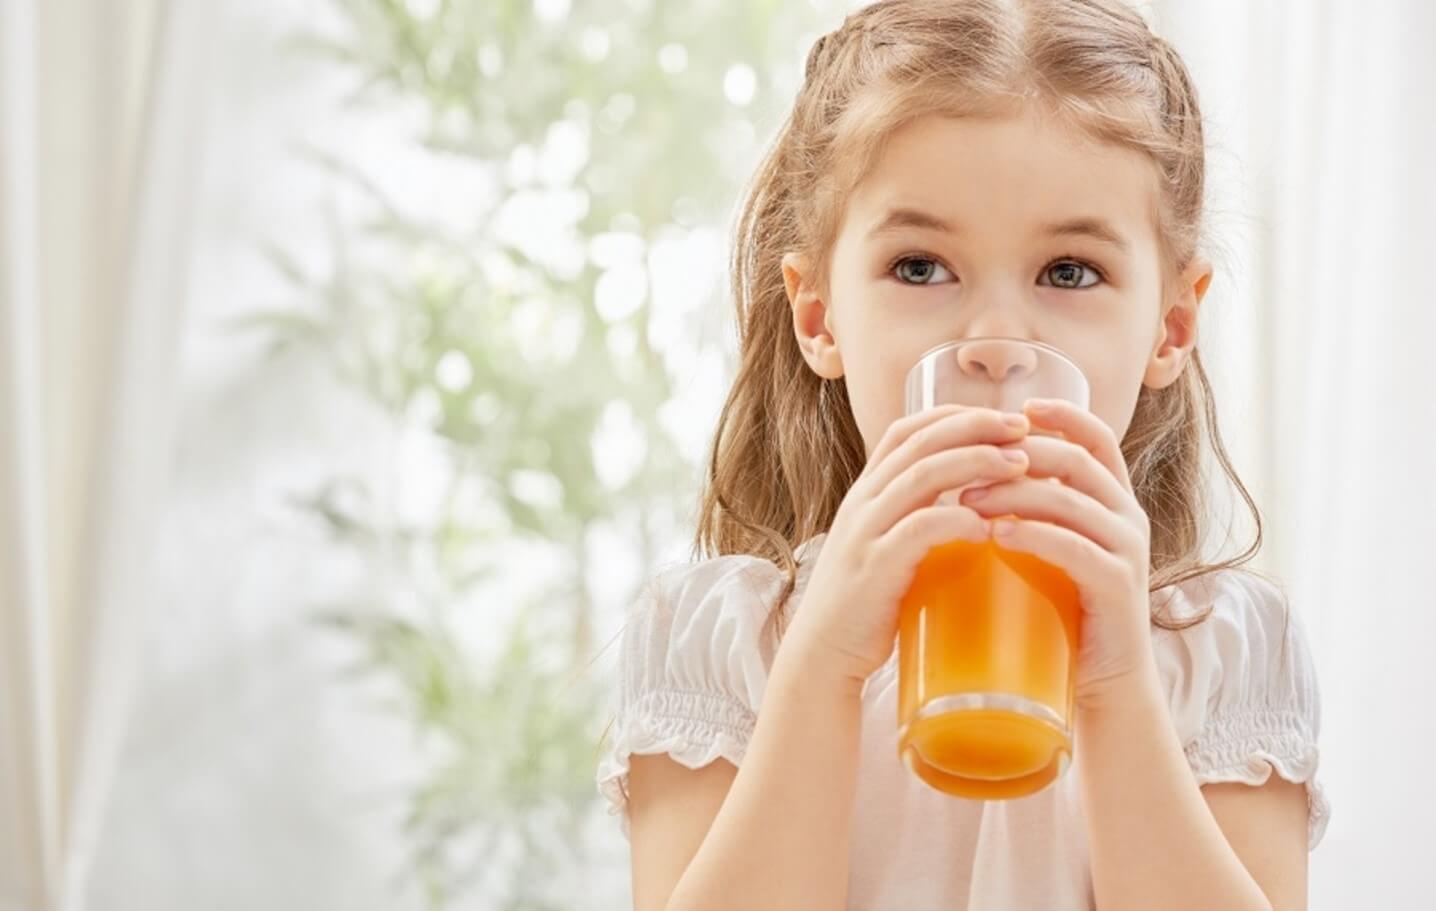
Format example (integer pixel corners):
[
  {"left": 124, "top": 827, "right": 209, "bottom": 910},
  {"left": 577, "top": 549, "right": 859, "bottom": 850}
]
[
  {"left": 595, "top": 553, "right": 789, "bottom": 839},
  {"left": 1151, "top": 570, "right": 1330, "bottom": 850}
]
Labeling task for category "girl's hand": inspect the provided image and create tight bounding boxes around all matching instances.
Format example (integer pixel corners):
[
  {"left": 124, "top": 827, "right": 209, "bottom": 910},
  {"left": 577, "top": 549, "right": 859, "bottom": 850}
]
[
  {"left": 958, "top": 397, "right": 1155, "bottom": 711},
  {"left": 783, "top": 404, "right": 1032, "bottom": 687}
]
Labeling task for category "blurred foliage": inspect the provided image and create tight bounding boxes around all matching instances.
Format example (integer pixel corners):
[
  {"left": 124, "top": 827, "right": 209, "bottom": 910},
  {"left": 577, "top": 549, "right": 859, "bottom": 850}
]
[{"left": 242, "top": 0, "right": 846, "bottom": 906}]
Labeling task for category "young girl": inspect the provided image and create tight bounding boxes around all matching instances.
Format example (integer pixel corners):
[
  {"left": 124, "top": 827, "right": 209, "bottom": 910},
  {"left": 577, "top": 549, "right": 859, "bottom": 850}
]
[{"left": 597, "top": 1, "right": 1328, "bottom": 908}]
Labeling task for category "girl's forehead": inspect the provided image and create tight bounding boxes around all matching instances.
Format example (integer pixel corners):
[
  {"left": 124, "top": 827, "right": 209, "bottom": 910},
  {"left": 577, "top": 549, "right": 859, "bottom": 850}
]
[{"left": 840, "top": 109, "right": 1161, "bottom": 244}]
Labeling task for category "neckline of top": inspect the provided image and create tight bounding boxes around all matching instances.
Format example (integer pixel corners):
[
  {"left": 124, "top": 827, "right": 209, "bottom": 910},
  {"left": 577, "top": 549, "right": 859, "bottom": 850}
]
[{"left": 794, "top": 531, "right": 829, "bottom": 564}]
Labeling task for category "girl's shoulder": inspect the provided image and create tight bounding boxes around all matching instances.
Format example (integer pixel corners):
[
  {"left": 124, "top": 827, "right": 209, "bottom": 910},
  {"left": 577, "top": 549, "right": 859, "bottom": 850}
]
[
  {"left": 636, "top": 549, "right": 789, "bottom": 625},
  {"left": 613, "top": 538, "right": 823, "bottom": 706},
  {"left": 1148, "top": 565, "right": 1306, "bottom": 679},
  {"left": 625, "top": 531, "right": 830, "bottom": 638},
  {"left": 596, "top": 539, "right": 824, "bottom": 837},
  {"left": 1148, "top": 567, "right": 1330, "bottom": 849}
]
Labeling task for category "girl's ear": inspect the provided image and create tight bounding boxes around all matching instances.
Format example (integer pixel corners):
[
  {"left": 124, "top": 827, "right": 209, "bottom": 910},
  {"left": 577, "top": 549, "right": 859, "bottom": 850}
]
[
  {"left": 782, "top": 251, "right": 844, "bottom": 379},
  {"left": 1143, "top": 256, "right": 1212, "bottom": 389}
]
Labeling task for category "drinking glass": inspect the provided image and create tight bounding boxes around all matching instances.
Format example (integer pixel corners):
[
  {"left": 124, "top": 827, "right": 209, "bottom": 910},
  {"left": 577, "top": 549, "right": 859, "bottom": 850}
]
[{"left": 897, "top": 337, "right": 1091, "bottom": 800}]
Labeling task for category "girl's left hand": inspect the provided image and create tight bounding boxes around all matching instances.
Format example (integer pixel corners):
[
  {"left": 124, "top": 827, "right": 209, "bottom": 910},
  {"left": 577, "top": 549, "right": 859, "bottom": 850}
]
[{"left": 958, "top": 397, "right": 1156, "bottom": 712}]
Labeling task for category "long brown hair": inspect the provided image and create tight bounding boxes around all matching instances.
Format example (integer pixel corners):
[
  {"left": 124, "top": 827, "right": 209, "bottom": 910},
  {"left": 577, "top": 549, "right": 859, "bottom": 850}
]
[{"left": 698, "top": 0, "right": 1274, "bottom": 641}]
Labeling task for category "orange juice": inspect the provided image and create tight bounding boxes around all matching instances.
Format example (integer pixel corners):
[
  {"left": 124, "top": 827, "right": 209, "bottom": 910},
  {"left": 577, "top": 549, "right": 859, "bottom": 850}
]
[{"left": 897, "top": 535, "right": 1081, "bottom": 799}]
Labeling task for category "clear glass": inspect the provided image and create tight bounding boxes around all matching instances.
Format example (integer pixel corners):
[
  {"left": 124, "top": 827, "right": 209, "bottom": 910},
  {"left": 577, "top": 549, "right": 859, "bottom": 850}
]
[{"left": 896, "top": 338, "right": 1091, "bottom": 800}]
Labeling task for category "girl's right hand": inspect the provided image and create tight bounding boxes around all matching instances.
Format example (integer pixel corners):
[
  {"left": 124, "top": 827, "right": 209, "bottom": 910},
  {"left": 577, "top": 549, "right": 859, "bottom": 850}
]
[{"left": 781, "top": 404, "right": 1032, "bottom": 687}]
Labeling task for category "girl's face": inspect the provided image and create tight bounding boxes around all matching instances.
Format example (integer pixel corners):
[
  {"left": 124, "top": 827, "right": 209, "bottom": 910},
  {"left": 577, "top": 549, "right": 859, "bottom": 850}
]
[{"left": 783, "top": 107, "right": 1212, "bottom": 459}]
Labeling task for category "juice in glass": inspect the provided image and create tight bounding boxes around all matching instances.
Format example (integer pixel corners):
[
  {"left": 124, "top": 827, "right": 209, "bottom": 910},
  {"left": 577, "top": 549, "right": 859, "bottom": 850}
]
[{"left": 896, "top": 524, "right": 1081, "bottom": 798}]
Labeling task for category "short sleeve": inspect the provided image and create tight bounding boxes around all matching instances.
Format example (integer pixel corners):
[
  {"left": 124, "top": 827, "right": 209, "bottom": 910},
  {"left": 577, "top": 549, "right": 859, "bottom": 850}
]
[
  {"left": 1150, "top": 570, "right": 1330, "bottom": 850},
  {"left": 594, "top": 553, "right": 788, "bottom": 839}
]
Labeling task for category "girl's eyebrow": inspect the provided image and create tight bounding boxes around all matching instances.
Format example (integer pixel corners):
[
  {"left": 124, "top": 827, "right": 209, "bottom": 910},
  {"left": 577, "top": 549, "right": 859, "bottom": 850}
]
[
  {"left": 1043, "top": 216, "right": 1132, "bottom": 254},
  {"left": 865, "top": 206, "right": 1132, "bottom": 255}
]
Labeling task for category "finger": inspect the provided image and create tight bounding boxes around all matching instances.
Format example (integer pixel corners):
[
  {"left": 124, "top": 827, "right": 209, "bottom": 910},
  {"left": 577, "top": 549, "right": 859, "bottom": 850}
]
[
  {"left": 989, "top": 516, "right": 1127, "bottom": 594},
  {"left": 877, "top": 501, "right": 991, "bottom": 566},
  {"left": 1003, "top": 434, "right": 1130, "bottom": 517},
  {"left": 959, "top": 476, "right": 1138, "bottom": 555},
  {"left": 1022, "top": 399, "right": 1133, "bottom": 494},
  {"left": 863, "top": 407, "right": 1029, "bottom": 496},
  {"left": 859, "top": 404, "right": 967, "bottom": 481},
  {"left": 865, "top": 443, "right": 1028, "bottom": 537}
]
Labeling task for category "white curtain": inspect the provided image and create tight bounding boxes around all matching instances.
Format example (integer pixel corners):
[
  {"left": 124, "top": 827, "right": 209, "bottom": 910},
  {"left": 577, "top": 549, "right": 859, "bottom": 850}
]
[
  {"left": 1154, "top": 1, "right": 1436, "bottom": 907},
  {"left": 0, "top": 1, "right": 212, "bottom": 909}
]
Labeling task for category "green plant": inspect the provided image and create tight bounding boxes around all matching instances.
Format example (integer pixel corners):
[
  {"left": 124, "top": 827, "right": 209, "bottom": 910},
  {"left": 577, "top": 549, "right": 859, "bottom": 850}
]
[{"left": 242, "top": 0, "right": 844, "bottom": 905}]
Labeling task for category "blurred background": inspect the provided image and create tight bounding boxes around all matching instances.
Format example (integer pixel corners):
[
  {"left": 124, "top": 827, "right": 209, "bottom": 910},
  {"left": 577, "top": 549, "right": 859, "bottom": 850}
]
[{"left": 1, "top": 0, "right": 1432, "bottom": 909}]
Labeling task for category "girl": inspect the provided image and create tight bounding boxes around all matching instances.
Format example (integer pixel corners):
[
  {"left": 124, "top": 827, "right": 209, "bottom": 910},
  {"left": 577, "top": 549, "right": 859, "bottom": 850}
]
[{"left": 597, "top": 1, "right": 1328, "bottom": 908}]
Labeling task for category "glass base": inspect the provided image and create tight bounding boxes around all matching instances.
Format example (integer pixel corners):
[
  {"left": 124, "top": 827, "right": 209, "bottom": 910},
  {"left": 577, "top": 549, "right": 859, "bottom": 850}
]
[{"left": 899, "top": 692, "right": 1072, "bottom": 800}]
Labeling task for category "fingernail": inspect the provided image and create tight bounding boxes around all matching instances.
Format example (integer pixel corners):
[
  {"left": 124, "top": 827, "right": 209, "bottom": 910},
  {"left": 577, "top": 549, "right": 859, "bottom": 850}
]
[
  {"left": 1001, "top": 449, "right": 1026, "bottom": 462},
  {"left": 964, "top": 486, "right": 989, "bottom": 502},
  {"left": 994, "top": 519, "right": 1017, "bottom": 537},
  {"left": 1003, "top": 413, "right": 1028, "bottom": 428}
]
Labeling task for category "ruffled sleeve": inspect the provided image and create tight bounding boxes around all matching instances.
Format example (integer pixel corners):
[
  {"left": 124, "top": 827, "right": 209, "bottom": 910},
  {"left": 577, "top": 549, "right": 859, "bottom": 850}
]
[
  {"left": 1151, "top": 570, "right": 1331, "bottom": 850},
  {"left": 595, "top": 553, "right": 789, "bottom": 839}
]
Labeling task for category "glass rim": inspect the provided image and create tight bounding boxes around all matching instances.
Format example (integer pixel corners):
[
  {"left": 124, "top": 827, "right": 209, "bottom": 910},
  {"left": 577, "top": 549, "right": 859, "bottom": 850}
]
[{"left": 907, "top": 336, "right": 1086, "bottom": 384}]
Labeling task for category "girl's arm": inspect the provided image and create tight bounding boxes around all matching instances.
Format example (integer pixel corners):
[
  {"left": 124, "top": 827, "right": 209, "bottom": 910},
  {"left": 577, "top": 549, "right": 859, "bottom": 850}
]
[
  {"left": 628, "top": 635, "right": 864, "bottom": 911},
  {"left": 629, "top": 406, "right": 1028, "bottom": 908}
]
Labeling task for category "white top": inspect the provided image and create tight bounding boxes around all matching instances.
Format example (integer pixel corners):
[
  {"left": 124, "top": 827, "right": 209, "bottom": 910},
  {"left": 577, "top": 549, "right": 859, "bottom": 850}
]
[{"left": 596, "top": 532, "right": 1330, "bottom": 910}]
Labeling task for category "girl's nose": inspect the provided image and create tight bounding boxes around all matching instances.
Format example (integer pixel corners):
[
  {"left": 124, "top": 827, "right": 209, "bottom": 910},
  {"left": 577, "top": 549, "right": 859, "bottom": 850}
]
[{"left": 955, "top": 338, "right": 1039, "bottom": 384}]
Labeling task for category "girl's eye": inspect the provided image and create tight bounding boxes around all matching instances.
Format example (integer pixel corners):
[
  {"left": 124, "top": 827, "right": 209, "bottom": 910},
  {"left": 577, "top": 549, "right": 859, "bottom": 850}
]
[
  {"left": 1040, "top": 259, "right": 1103, "bottom": 290},
  {"left": 891, "top": 255, "right": 954, "bottom": 286},
  {"left": 887, "top": 254, "right": 1104, "bottom": 289}
]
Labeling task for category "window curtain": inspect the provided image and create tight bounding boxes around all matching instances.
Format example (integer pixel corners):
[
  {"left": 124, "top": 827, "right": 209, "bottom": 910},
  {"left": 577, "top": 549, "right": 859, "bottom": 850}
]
[{"left": 0, "top": 1, "right": 212, "bottom": 908}]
